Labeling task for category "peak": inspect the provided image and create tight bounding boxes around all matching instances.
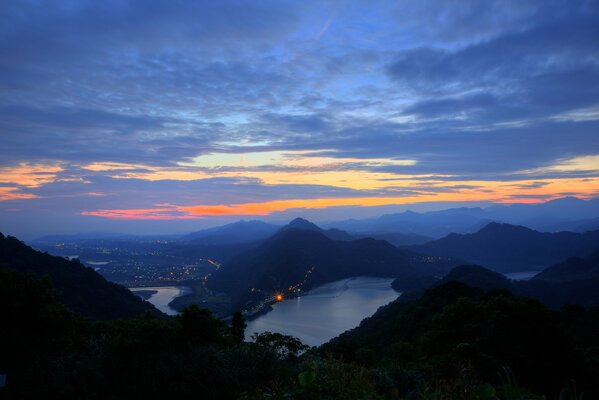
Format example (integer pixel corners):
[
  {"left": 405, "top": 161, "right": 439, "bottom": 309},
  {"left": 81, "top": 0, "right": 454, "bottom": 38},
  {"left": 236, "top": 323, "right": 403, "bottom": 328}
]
[
  {"left": 546, "top": 196, "right": 583, "bottom": 204},
  {"left": 478, "top": 222, "right": 530, "bottom": 233},
  {"left": 443, "top": 265, "right": 511, "bottom": 289},
  {"left": 287, "top": 218, "right": 321, "bottom": 230}
]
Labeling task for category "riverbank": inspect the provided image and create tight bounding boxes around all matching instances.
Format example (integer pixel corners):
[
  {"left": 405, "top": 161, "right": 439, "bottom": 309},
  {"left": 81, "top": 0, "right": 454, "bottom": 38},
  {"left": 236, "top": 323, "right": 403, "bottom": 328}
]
[{"left": 245, "top": 276, "right": 400, "bottom": 346}]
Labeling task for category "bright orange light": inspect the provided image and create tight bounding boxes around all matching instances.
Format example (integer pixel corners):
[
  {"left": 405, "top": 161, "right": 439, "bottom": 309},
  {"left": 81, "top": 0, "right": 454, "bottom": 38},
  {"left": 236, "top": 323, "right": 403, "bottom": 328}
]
[{"left": 276, "top": 293, "right": 283, "bottom": 302}]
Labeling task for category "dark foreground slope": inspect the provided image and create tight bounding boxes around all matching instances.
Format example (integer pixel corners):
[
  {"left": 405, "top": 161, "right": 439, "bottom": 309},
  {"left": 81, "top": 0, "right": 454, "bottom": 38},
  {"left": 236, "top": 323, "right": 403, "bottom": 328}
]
[
  {"left": 323, "top": 282, "right": 599, "bottom": 398},
  {"left": 0, "top": 232, "right": 161, "bottom": 319},
  {"left": 408, "top": 222, "right": 599, "bottom": 272},
  {"left": 208, "top": 224, "right": 457, "bottom": 310},
  {"left": 3, "top": 266, "right": 597, "bottom": 399}
]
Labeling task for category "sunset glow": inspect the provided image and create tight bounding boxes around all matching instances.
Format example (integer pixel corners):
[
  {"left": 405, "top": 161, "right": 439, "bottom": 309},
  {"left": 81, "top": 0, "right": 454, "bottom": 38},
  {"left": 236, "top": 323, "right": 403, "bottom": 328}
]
[{"left": 1, "top": 1, "right": 598, "bottom": 238}]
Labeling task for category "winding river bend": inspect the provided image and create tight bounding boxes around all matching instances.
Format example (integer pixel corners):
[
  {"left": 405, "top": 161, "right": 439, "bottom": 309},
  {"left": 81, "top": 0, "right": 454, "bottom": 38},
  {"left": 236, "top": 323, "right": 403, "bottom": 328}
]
[
  {"left": 129, "top": 286, "right": 191, "bottom": 315},
  {"left": 245, "top": 276, "right": 400, "bottom": 347}
]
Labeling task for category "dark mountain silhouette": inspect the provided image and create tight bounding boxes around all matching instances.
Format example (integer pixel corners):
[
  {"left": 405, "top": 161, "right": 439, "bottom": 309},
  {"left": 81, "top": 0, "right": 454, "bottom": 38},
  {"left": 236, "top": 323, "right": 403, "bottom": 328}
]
[
  {"left": 181, "top": 220, "right": 280, "bottom": 244},
  {"left": 323, "top": 281, "right": 599, "bottom": 398},
  {"left": 282, "top": 217, "right": 321, "bottom": 231},
  {"left": 408, "top": 222, "right": 599, "bottom": 272},
  {"left": 353, "top": 231, "right": 432, "bottom": 246},
  {"left": 534, "top": 250, "right": 599, "bottom": 283},
  {"left": 281, "top": 217, "right": 355, "bottom": 241},
  {"left": 0, "top": 232, "right": 162, "bottom": 319},
  {"left": 439, "top": 265, "right": 512, "bottom": 290},
  {"left": 395, "top": 251, "right": 599, "bottom": 309},
  {"left": 207, "top": 219, "right": 458, "bottom": 310}
]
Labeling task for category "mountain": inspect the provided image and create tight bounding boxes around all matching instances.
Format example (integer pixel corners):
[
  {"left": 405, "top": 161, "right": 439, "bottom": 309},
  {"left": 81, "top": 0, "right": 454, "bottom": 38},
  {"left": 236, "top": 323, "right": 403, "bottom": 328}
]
[
  {"left": 207, "top": 219, "right": 458, "bottom": 310},
  {"left": 282, "top": 217, "right": 355, "bottom": 241},
  {"left": 322, "top": 281, "right": 599, "bottom": 398},
  {"left": 326, "top": 209, "right": 492, "bottom": 238},
  {"left": 396, "top": 251, "right": 599, "bottom": 309},
  {"left": 180, "top": 220, "right": 280, "bottom": 244},
  {"left": 0, "top": 232, "right": 162, "bottom": 319},
  {"left": 438, "top": 264, "right": 512, "bottom": 290},
  {"left": 325, "top": 197, "right": 599, "bottom": 237},
  {"left": 485, "top": 196, "right": 599, "bottom": 224},
  {"left": 534, "top": 251, "right": 599, "bottom": 283},
  {"left": 282, "top": 217, "right": 321, "bottom": 231},
  {"left": 408, "top": 222, "right": 599, "bottom": 272},
  {"left": 353, "top": 231, "right": 432, "bottom": 246}
]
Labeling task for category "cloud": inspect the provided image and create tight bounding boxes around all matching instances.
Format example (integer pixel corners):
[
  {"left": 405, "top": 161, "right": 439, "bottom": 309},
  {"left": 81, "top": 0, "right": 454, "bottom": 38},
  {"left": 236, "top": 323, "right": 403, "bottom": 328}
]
[
  {"left": 1, "top": 0, "right": 599, "bottom": 236},
  {"left": 0, "top": 163, "right": 63, "bottom": 187}
]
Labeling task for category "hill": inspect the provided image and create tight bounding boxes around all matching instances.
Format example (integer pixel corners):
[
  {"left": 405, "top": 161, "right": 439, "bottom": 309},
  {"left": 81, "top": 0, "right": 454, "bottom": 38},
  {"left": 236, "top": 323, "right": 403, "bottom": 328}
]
[
  {"left": 327, "top": 208, "right": 490, "bottom": 238},
  {"left": 180, "top": 220, "right": 280, "bottom": 244},
  {"left": 0, "top": 232, "right": 162, "bottom": 319},
  {"left": 325, "top": 197, "right": 599, "bottom": 236},
  {"left": 353, "top": 231, "right": 432, "bottom": 246},
  {"left": 408, "top": 222, "right": 599, "bottom": 272},
  {"left": 534, "top": 250, "right": 599, "bottom": 283},
  {"left": 207, "top": 219, "right": 458, "bottom": 311},
  {"left": 394, "top": 251, "right": 599, "bottom": 309},
  {"left": 322, "top": 281, "right": 599, "bottom": 398}
]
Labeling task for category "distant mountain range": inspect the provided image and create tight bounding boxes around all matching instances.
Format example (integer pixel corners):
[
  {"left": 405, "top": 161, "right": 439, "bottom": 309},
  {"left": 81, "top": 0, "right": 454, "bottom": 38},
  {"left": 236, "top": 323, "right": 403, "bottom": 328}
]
[
  {"left": 180, "top": 220, "right": 281, "bottom": 244},
  {"left": 31, "top": 197, "right": 599, "bottom": 251},
  {"left": 407, "top": 222, "right": 599, "bottom": 272},
  {"left": 207, "top": 218, "right": 458, "bottom": 311},
  {"left": 0, "top": 232, "right": 162, "bottom": 319},
  {"left": 325, "top": 196, "right": 599, "bottom": 238}
]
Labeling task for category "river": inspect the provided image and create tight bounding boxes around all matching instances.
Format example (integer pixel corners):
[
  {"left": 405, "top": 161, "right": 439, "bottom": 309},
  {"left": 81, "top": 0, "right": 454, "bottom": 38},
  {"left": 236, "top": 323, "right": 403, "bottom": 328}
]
[
  {"left": 245, "top": 276, "right": 400, "bottom": 347},
  {"left": 129, "top": 286, "right": 191, "bottom": 316}
]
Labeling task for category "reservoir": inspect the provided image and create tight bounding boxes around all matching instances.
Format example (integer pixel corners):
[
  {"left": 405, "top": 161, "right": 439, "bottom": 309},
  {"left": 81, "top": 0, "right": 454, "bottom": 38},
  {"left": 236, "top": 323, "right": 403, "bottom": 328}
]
[
  {"left": 245, "top": 276, "right": 400, "bottom": 347},
  {"left": 504, "top": 271, "right": 541, "bottom": 280},
  {"left": 129, "top": 286, "right": 191, "bottom": 315}
]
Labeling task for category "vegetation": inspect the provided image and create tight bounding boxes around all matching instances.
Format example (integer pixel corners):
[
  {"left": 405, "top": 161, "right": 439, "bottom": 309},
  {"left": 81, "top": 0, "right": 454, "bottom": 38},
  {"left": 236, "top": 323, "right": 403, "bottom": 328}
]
[
  {"left": 0, "top": 233, "right": 161, "bottom": 319},
  {"left": 2, "top": 267, "right": 597, "bottom": 399},
  {"left": 393, "top": 258, "right": 599, "bottom": 309},
  {"left": 323, "top": 282, "right": 599, "bottom": 399}
]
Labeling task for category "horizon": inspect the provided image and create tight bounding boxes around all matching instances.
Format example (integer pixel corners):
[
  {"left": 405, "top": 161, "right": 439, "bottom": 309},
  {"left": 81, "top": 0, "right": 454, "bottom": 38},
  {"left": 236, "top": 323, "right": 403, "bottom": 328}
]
[
  {"left": 1, "top": 1, "right": 599, "bottom": 239},
  {"left": 8, "top": 195, "right": 598, "bottom": 241}
]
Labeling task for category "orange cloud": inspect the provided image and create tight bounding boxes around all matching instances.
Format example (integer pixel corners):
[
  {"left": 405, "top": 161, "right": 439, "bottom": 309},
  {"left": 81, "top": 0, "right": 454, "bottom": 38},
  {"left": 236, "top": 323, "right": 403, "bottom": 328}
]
[
  {"left": 79, "top": 176, "right": 599, "bottom": 219},
  {"left": 0, "top": 187, "right": 39, "bottom": 201},
  {"left": 0, "top": 163, "right": 63, "bottom": 187},
  {"left": 81, "top": 207, "right": 197, "bottom": 220}
]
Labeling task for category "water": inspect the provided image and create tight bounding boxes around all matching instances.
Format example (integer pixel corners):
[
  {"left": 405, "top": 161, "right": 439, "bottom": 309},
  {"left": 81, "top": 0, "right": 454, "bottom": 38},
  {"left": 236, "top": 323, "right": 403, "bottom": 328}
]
[
  {"left": 245, "top": 277, "right": 400, "bottom": 347},
  {"left": 129, "top": 286, "right": 191, "bottom": 315},
  {"left": 504, "top": 271, "right": 541, "bottom": 281}
]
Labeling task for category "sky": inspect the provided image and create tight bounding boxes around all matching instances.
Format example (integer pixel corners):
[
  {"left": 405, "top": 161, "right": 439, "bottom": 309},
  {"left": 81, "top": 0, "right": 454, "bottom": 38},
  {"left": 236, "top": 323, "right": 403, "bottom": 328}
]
[{"left": 1, "top": 0, "right": 599, "bottom": 239}]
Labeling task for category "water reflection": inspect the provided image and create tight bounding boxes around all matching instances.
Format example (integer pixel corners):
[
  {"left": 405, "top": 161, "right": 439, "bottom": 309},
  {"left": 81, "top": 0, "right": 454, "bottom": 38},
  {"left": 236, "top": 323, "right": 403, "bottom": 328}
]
[
  {"left": 129, "top": 286, "right": 191, "bottom": 315},
  {"left": 245, "top": 277, "right": 400, "bottom": 347}
]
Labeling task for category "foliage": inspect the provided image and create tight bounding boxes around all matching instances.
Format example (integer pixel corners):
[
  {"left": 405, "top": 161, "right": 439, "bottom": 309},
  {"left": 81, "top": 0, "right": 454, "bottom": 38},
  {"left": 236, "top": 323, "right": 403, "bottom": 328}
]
[
  {"left": 231, "top": 311, "right": 247, "bottom": 344},
  {"left": 1, "top": 267, "right": 597, "bottom": 400},
  {"left": 0, "top": 233, "right": 160, "bottom": 319}
]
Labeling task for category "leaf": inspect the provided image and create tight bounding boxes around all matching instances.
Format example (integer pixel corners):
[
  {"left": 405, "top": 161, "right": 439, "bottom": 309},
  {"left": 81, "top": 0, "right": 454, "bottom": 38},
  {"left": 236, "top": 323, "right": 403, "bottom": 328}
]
[{"left": 298, "top": 370, "right": 316, "bottom": 387}]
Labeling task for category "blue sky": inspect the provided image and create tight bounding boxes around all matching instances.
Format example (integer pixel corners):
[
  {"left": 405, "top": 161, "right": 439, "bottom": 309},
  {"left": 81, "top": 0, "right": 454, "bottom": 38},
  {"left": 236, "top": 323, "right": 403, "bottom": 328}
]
[{"left": 1, "top": 0, "right": 598, "bottom": 238}]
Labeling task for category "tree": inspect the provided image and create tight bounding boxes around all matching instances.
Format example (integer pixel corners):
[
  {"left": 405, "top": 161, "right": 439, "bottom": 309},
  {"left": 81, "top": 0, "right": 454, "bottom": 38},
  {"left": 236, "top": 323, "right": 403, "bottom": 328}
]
[
  {"left": 230, "top": 311, "right": 246, "bottom": 344},
  {"left": 176, "top": 305, "right": 226, "bottom": 346}
]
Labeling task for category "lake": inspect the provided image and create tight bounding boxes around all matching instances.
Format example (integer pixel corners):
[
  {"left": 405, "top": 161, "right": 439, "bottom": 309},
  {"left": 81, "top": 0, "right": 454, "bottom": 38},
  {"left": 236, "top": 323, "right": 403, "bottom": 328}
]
[
  {"left": 504, "top": 271, "right": 541, "bottom": 280},
  {"left": 245, "top": 276, "right": 400, "bottom": 347},
  {"left": 129, "top": 286, "right": 191, "bottom": 315}
]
